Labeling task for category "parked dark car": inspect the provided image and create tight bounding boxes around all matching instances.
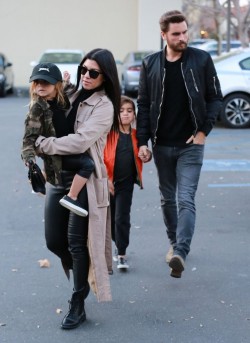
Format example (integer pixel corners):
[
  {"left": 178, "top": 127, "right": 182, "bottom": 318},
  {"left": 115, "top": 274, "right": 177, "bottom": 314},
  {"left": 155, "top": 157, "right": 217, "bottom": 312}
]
[
  {"left": 0, "top": 53, "right": 14, "bottom": 97},
  {"left": 118, "top": 51, "right": 155, "bottom": 96}
]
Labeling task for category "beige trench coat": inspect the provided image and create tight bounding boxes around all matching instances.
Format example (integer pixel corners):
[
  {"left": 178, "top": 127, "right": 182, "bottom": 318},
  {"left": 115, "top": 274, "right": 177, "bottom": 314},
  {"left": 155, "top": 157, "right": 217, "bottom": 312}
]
[{"left": 36, "top": 90, "right": 114, "bottom": 302}]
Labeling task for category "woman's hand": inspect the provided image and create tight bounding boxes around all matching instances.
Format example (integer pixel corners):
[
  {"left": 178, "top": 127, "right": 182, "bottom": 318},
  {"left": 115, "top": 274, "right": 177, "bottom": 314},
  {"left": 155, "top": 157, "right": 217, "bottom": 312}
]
[
  {"left": 25, "top": 159, "right": 36, "bottom": 168},
  {"left": 108, "top": 180, "right": 115, "bottom": 195},
  {"left": 63, "top": 71, "right": 71, "bottom": 84}
]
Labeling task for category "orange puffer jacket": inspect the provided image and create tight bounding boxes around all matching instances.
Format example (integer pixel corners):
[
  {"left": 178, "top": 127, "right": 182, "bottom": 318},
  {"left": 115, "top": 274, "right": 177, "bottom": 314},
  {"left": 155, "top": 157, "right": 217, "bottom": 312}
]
[{"left": 104, "top": 129, "right": 143, "bottom": 188}]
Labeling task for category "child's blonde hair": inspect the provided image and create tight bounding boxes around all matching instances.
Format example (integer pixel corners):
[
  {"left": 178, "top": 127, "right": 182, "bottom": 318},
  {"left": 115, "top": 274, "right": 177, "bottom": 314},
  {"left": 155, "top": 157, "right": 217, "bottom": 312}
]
[{"left": 29, "top": 81, "right": 66, "bottom": 108}]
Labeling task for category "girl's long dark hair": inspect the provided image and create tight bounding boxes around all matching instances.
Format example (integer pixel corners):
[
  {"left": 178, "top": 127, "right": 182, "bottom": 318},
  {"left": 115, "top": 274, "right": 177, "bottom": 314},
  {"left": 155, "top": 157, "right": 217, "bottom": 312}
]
[{"left": 71, "top": 48, "right": 121, "bottom": 132}]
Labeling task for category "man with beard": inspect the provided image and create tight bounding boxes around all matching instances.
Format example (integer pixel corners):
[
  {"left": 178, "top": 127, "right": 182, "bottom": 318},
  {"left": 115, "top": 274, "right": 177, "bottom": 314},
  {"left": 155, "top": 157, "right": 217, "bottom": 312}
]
[{"left": 137, "top": 10, "right": 222, "bottom": 278}]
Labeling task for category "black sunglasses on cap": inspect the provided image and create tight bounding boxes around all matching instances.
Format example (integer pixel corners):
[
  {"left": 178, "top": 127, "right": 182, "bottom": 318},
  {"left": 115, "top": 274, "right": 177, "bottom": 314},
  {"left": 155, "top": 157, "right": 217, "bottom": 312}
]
[{"left": 80, "top": 66, "right": 103, "bottom": 79}]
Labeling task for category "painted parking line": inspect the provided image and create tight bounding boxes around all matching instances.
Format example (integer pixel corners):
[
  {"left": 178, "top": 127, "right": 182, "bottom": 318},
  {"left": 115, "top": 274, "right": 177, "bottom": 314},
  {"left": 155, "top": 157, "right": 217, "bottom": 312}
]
[
  {"left": 208, "top": 183, "right": 250, "bottom": 188},
  {"left": 203, "top": 159, "right": 250, "bottom": 171},
  {"left": 203, "top": 160, "right": 250, "bottom": 188}
]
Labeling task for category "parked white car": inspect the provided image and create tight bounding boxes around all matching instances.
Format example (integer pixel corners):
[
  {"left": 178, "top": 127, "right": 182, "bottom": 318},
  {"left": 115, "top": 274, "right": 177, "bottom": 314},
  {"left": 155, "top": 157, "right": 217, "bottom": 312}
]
[
  {"left": 214, "top": 49, "right": 250, "bottom": 128},
  {"left": 30, "top": 49, "right": 84, "bottom": 85},
  {"left": 118, "top": 50, "right": 155, "bottom": 96},
  {"left": 189, "top": 38, "right": 216, "bottom": 48},
  {"left": 195, "top": 40, "right": 242, "bottom": 57}
]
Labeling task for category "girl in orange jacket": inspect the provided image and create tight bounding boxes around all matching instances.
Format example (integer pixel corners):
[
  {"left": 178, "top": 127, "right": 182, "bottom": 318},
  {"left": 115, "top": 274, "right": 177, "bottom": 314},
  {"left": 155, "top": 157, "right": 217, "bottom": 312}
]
[{"left": 104, "top": 96, "right": 147, "bottom": 269}]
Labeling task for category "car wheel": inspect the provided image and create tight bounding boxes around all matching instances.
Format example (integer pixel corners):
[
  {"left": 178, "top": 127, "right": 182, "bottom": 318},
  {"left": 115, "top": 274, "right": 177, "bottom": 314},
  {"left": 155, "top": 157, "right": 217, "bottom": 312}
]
[
  {"left": 8, "top": 86, "right": 14, "bottom": 94},
  {"left": 0, "top": 82, "right": 6, "bottom": 97},
  {"left": 221, "top": 93, "right": 250, "bottom": 128}
]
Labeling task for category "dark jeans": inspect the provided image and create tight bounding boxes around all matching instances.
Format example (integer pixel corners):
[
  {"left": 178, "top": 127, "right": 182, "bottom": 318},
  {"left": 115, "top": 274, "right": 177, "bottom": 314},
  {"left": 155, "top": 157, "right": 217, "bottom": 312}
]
[
  {"left": 110, "top": 175, "right": 135, "bottom": 256},
  {"left": 44, "top": 179, "right": 89, "bottom": 291},
  {"left": 153, "top": 144, "right": 204, "bottom": 259},
  {"left": 62, "top": 152, "right": 95, "bottom": 179}
]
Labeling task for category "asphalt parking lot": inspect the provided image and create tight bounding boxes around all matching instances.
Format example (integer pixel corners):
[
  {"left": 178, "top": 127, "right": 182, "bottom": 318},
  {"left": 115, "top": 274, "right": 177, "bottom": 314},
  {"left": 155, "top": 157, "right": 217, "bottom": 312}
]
[{"left": 0, "top": 95, "right": 250, "bottom": 343}]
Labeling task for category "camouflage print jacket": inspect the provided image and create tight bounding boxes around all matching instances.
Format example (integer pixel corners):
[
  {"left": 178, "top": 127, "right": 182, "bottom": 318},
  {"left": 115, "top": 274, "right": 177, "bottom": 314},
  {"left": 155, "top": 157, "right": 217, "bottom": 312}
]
[{"left": 21, "top": 96, "right": 70, "bottom": 186}]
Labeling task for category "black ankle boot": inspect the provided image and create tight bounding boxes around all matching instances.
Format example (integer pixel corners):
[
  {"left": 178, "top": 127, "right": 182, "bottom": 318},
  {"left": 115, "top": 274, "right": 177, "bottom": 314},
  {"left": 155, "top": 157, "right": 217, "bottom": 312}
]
[{"left": 61, "top": 289, "right": 86, "bottom": 329}]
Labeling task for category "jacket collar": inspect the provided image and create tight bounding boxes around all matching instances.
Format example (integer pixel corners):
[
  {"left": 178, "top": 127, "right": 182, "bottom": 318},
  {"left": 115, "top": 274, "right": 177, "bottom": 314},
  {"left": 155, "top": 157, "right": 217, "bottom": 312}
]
[
  {"left": 162, "top": 45, "right": 193, "bottom": 66},
  {"left": 36, "top": 95, "right": 70, "bottom": 111},
  {"left": 72, "top": 89, "right": 106, "bottom": 106},
  {"left": 37, "top": 96, "right": 50, "bottom": 110}
]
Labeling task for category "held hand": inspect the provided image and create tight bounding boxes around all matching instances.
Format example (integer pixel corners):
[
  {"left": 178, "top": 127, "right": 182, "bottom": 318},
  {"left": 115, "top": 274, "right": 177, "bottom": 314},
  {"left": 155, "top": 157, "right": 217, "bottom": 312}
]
[
  {"left": 138, "top": 145, "right": 152, "bottom": 163},
  {"left": 144, "top": 148, "right": 152, "bottom": 163}
]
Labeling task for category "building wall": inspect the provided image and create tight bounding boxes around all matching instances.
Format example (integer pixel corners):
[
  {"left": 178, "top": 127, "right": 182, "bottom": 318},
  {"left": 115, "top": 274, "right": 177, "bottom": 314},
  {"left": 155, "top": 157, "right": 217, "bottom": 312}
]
[
  {"left": 1, "top": 0, "right": 181, "bottom": 87},
  {"left": 138, "top": 0, "right": 182, "bottom": 50}
]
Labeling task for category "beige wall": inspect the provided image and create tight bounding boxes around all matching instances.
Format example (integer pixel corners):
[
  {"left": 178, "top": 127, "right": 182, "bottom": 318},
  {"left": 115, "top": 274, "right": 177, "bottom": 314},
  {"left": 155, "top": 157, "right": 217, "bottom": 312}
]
[
  {"left": 138, "top": 0, "right": 182, "bottom": 50},
  {"left": 1, "top": 0, "right": 181, "bottom": 87}
]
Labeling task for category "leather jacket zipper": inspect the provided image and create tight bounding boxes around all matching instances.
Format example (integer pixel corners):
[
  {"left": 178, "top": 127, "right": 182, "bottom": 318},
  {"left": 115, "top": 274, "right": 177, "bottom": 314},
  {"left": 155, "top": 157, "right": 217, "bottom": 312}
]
[
  {"left": 153, "top": 68, "right": 166, "bottom": 147},
  {"left": 213, "top": 76, "right": 218, "bottom": 95},
  {"left": 190, "top": 69, "right": 199, "bottom": 92},
  {"left": 181, "top": 63, "right": 198, "bottom": 135}
]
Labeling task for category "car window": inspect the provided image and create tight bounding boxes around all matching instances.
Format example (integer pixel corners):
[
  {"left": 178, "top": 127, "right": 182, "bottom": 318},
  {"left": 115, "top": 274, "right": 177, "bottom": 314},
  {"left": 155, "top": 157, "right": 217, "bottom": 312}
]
[
  {"left": 40, "top": 53, "right": 82, "bottom": 64},
  {"left": 0, "top": 55, "right": 3, "bottom": 66},
  {"left": 221, "top": 42, "right": 241, "bottom": 50},
  {"left": 134, "top": 52, "right": 151, "bottom": 61},
  {"left": 230, "top": 42, "right": 241, "bottom": 49},
  {"left": 239, "top": 57, "right": 250, "bottom": 70},
  {"left": 189, "top": 39, "right": 216, "bottom": 47}
]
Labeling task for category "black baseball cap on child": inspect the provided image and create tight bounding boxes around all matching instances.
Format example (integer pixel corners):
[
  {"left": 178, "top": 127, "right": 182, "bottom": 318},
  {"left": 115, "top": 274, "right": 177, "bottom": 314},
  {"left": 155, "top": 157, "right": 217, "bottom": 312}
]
[{"left": 30, "top": 63, "right": 63, "bottom": 84}]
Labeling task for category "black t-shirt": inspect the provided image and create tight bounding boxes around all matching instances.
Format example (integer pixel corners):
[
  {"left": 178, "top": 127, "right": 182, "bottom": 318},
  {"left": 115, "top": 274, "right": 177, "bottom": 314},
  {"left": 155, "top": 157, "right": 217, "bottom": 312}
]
[
  {"left": 114, "top": 131, "right": 136, "bottom": 182},
  {"left": 66, "top": 87, "right": 104, "bottom": 134},
  {"left": 156, "top": 57, "right": 194, "bottom": 147},
  {"left": 48, "top": 99, "right": 69, "bottom": 138}
]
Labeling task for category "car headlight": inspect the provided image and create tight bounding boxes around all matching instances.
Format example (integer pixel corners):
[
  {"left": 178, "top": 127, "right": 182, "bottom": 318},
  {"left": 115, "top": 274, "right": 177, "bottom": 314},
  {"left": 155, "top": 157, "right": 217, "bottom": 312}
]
[{"left": 0, "top": 74, "right": 4, "bottom": 81}]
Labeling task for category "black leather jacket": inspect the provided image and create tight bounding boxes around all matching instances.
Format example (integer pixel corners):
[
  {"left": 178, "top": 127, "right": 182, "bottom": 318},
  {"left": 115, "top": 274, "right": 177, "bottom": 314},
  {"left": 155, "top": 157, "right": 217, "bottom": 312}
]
[{"left": 137, "top": 47, "right": 223, "bottom": 147}]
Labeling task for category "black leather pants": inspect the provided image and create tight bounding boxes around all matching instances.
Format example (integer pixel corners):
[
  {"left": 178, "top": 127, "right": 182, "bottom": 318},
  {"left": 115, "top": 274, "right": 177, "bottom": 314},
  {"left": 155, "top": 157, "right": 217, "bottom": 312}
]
[{"left": 44, "top": 176, "right": 89, "bottom": 291}]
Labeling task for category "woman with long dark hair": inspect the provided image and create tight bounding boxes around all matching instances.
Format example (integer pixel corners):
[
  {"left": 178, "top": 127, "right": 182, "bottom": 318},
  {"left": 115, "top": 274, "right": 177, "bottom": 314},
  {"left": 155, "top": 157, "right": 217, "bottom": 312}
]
[{"left": 35, "top": 48, "right": 120, "bottom": 329}]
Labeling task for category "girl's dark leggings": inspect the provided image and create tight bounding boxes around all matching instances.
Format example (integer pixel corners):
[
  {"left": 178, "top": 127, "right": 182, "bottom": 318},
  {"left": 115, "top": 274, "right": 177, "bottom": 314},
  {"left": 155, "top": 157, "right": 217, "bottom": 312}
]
[{"left": 110, "top": 175, "right": 134, "bottom": 256}]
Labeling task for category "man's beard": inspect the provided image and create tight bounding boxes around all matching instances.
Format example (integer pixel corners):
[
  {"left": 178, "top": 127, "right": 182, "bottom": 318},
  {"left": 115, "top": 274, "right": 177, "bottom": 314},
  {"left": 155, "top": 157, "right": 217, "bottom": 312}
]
[{"left": 168, "top": 41, "right": 187, "bottom": 52}]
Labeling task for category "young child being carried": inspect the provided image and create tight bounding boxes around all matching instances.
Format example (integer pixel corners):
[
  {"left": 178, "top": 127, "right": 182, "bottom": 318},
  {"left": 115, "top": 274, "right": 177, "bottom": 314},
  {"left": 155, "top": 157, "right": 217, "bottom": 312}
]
[
  {"left": 104, "top": 95, "right": 151, "bottom": 269},
  {"left": 21, "top": 63, "right": 94, "bottom": 216}
]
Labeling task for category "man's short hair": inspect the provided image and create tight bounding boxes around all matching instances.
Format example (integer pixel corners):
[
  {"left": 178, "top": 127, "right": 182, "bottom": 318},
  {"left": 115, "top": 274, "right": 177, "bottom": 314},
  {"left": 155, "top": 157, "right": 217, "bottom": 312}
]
[{"left": 159, "top": 10, "right": 187, "bottom": 32}]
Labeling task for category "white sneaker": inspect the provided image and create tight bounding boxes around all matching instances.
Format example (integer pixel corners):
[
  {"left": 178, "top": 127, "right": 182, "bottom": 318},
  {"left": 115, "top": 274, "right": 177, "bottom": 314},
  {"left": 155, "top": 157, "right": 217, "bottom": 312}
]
[{"left": 117, "top": 257, "right": 129, "bottom": 269}]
